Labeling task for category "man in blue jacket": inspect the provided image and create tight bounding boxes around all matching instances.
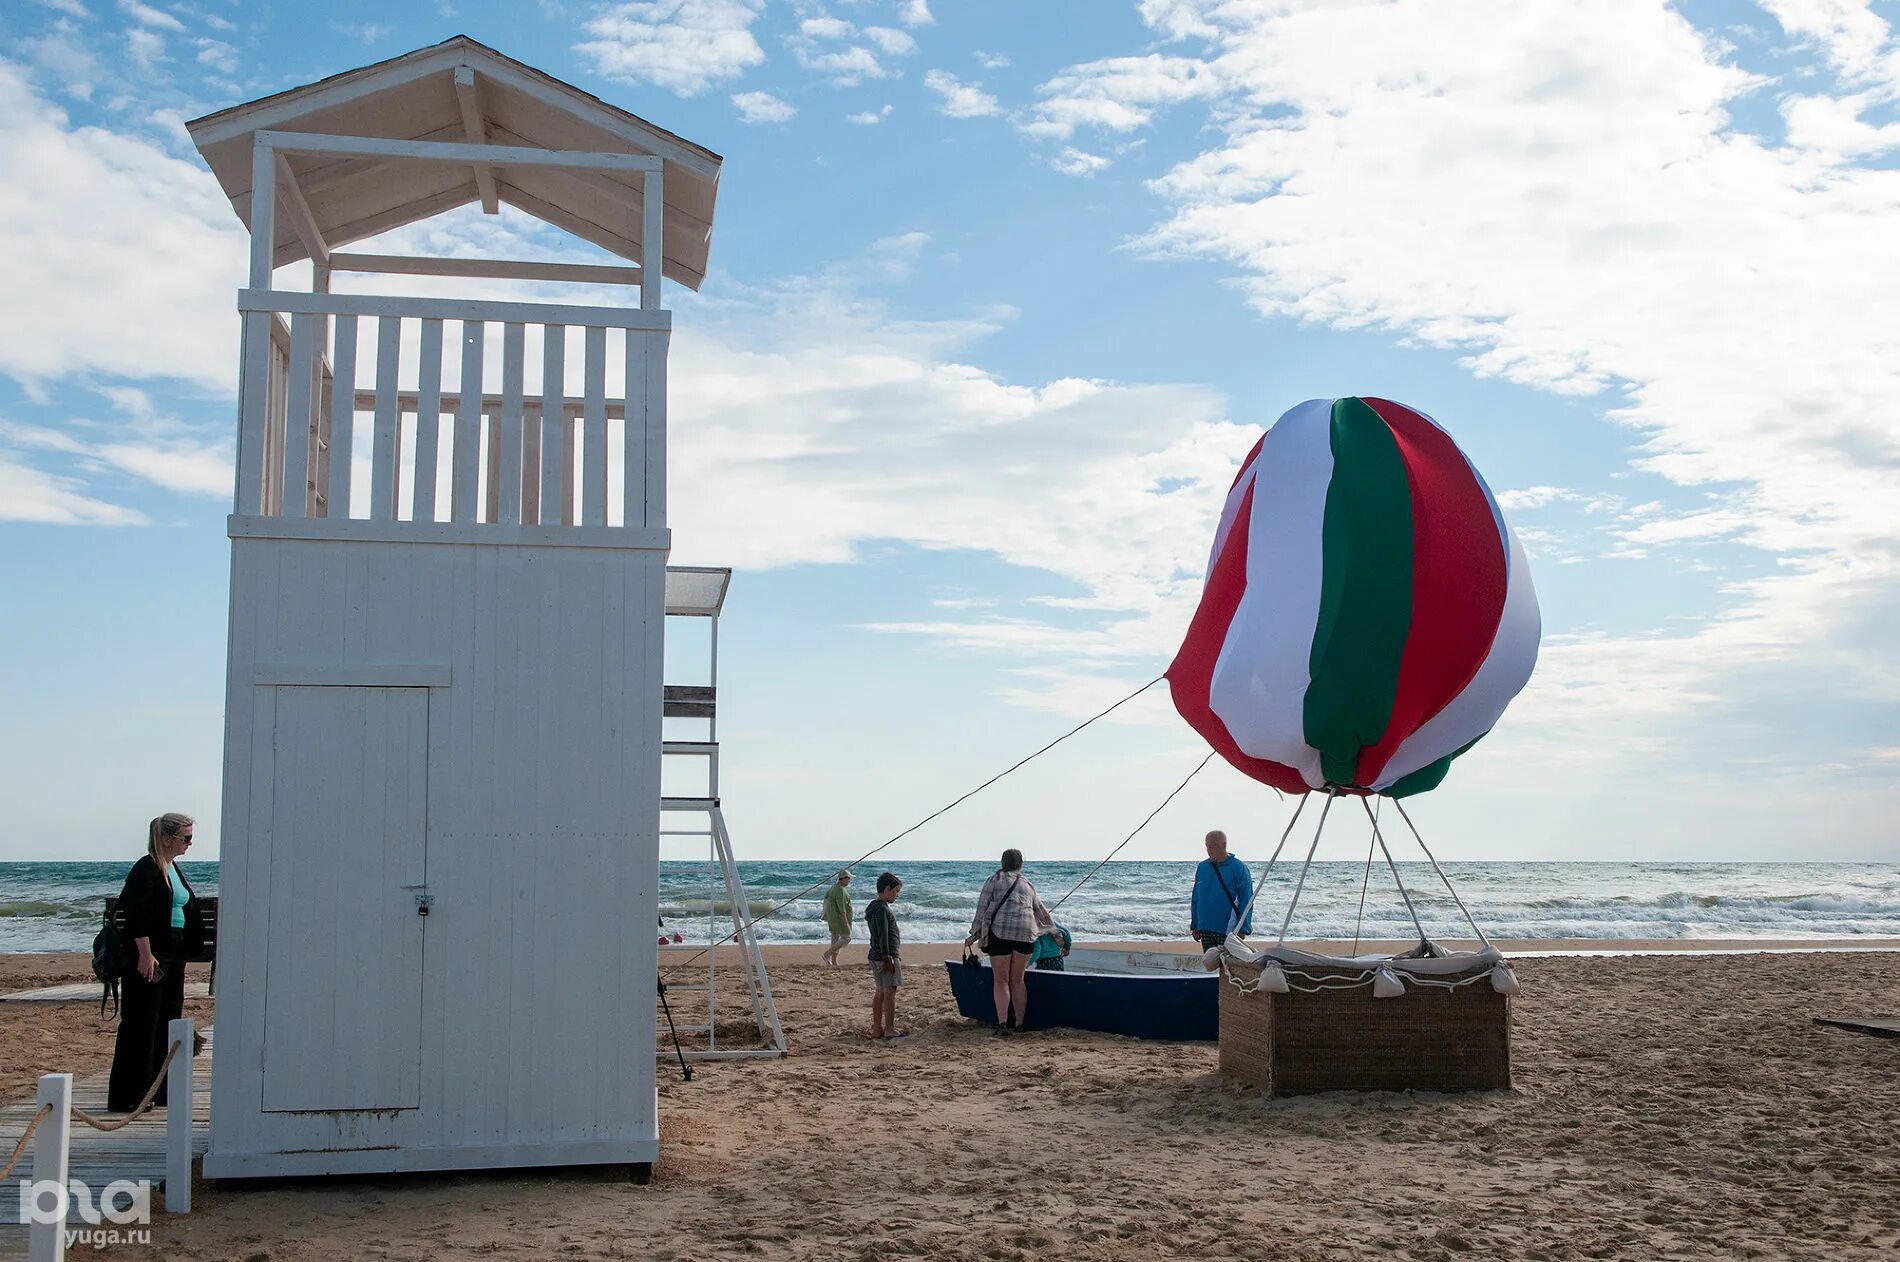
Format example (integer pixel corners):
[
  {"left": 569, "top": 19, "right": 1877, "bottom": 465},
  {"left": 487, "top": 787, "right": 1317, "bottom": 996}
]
[{"left": 1190, "top": 830, "right": 1253, "bottom": 949}]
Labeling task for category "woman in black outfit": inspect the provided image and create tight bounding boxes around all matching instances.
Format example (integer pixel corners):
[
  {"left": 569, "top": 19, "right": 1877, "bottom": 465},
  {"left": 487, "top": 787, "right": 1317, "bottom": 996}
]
[{"left": 107, "top": 812, "right": 204, "bottom": 1112}]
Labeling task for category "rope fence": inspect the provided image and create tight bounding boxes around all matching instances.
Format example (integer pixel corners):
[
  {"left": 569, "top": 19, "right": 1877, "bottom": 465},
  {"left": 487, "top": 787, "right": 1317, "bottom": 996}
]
[
  {"left": 4, "top": 1018, "right": 198, "bottom": 1254},
  {"left": 0, "top": 1103, "right": 53, "bottom": 1183},
  {"left": 69, "top": 1038, "right": 183, "bottom": 1132}
]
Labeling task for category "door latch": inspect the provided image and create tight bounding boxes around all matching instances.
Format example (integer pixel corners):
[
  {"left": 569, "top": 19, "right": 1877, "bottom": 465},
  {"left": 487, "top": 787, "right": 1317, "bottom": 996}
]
[{"left": 414, "top": 892, "right": 434, "bottom": 918}]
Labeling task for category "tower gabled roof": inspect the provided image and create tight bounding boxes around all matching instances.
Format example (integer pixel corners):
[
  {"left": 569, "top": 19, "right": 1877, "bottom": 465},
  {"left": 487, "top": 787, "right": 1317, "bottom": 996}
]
[{"left": 187, "top": 35, "right": 723, "bottom": 290}]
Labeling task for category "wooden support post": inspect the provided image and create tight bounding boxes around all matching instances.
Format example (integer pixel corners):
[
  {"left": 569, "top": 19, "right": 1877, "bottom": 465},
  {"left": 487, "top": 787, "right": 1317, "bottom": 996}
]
[
  {"left": 28, "top": 1072, "right": 72, "bottom": 1262},
  {"left": 274, "top": 154, "right": 330, "bottom": 265},
  {"left": 453, "top": 67, "right": 500, "bottom": 214},
  {"left": 166, "top": 1018, "right": 193, "bottom": 1214},
  {"left": 236, "top": 140, "right": 277, "bottom": 516},
  {"left": 641, "top": 167, "right": 664, "bottom": 311}
]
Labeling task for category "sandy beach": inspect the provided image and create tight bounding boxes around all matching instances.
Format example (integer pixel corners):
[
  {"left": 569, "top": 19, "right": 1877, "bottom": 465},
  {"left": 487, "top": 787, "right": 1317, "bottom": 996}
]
[{"left": 6, "top": 942, "right": 1900, "bottom": 1261}]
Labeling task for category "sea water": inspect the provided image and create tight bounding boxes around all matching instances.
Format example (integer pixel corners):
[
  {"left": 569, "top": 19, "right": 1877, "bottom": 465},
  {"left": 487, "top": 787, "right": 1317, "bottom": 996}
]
[{"left": 5, "top": 859, "right": 1900, "bottom": 952}]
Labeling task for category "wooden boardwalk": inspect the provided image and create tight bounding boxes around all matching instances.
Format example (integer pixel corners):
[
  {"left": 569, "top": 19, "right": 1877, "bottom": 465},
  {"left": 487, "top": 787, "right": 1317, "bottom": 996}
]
[
  {"left": 1814, "top": 1015, "right": 1900, "bottom": 1040},
  {"left": 0, "top": 982, "right": 210, "bottom": 1004},
  {"left": 0, "top": 1029, "right": 211, "bottom": 1259}
]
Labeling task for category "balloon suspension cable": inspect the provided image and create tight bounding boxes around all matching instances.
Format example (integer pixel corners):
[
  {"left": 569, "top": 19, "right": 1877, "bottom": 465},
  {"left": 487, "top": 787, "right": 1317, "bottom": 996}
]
[
  {"left": 1351, "top": 798, "right": 1379, "bottom": 955},
  {"left": 1275, "top": 790, "right": 1336, "bottom": 947},
  {"left": 1233, "top": 792, "right": 1309, "bottom": 938},
  {"left": 1361, "top": 796, "right": 1429, "bottom": 947},
  {"left": 1052, "top": 752, "right": 1216, "bottom": 912},
  {"left": 1391, "top": 797, "right": 1492, "bottom": 949},
  {"left": 663, "top": 674, "right": 1166, "bottom": 978}
]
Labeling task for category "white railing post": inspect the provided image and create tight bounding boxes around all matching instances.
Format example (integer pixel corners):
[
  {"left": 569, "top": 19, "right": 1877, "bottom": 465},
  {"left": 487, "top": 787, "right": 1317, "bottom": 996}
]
[
  {"left": 165, "top": 1018, "right": 193, "bottom": 1214},
  {"left": 28, "top": 1072, "right": 72, "bottom": 1262},
  {"left": 641, "top": 166, "right": 664, "bottom": 311},
  {"left": 235, "top": 137, "right": 278, "bottom": 517}
]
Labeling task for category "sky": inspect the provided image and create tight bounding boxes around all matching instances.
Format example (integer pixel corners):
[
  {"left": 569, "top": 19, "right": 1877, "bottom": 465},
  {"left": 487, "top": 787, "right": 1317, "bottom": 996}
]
[{"left": 2, "top": 0, "right": 1898, "bottom": 865}]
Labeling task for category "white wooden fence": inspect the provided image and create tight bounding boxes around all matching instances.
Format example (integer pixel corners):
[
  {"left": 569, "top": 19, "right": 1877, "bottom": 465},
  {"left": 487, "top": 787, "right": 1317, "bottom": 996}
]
[
  {"left": 8, "top": 1019, "right": 194, "bottom": 1262},
  {"left": 236, "top": 291, "right": 669, "bottom": 532}
]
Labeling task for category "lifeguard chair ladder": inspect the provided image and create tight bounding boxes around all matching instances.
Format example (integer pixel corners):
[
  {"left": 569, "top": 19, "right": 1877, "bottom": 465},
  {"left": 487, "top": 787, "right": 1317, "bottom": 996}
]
[{"left": 660, "top": 566, "right": 786, "bottom": 1059}]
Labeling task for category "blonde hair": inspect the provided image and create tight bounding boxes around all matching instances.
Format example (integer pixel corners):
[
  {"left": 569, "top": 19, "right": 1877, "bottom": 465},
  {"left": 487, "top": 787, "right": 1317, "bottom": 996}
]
[{"left": 148, "top": 813, "right": 195, "bottom": 865}]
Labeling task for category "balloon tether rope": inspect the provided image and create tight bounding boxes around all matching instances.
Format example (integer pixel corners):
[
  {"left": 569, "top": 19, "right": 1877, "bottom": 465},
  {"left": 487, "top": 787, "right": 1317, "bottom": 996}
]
[
  {"left": 1391, "top": 797, "right": 1491, "bottom": 948},
  {"left": 1361, "top": 796, "right": 1429, "bottom": 947},
  {"left": 1275, "top": 791, "right": 1336, "bottom": 947},
  {"left": 662, "top": 674, "right": 1165, "bottom": 978},
  {"left": 1051, "top": 752, "right": 1215, "bottom": 912}
]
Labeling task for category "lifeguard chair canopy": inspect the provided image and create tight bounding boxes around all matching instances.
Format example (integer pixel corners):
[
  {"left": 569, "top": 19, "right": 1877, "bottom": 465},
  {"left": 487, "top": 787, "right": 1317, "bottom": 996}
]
[{"left": 186, "top": 34, "right": 722, "bottom": 288}]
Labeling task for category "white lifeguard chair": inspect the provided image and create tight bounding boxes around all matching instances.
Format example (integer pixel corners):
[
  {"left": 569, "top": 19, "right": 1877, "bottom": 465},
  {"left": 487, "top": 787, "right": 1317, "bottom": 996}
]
[{"left": 188, "top": 36, "right": 720, "bottom": 1179}]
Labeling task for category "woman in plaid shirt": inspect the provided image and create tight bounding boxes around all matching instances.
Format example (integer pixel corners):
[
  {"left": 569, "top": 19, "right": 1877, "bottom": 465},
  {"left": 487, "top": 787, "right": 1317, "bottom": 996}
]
[{"left": 963, "top": 848, "right": 1055, "bottom": 1035}]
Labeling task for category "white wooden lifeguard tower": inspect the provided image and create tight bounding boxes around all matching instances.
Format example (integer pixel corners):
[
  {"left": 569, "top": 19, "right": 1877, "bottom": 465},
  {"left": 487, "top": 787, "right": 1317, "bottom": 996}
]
[{"left": 186, "top": 36, "right": 719, "bottom": 1179}]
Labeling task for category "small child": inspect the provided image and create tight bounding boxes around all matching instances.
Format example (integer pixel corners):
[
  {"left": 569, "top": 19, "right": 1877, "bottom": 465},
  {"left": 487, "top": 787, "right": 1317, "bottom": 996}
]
[
  {"left": 821, "top": 870, "right": 853, "bottom": 968},
  {"left": 864, "top": 871, "right": 905, "bottom": 1040},
  {"left": 1029, "top": 920, "right": 1072, "bottom": 972}
]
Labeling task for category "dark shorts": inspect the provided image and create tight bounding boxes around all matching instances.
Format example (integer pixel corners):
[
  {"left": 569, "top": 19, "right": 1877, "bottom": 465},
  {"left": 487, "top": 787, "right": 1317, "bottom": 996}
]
[
  {"left": 1195, "top": 931, "right": 1228, "bottom": 949},
  {"left": 986, "top": 933, "right": 1034, "bottom": 956},
  {"left": 1032, "top": 956, "right": 1064, "bottom": 971}
]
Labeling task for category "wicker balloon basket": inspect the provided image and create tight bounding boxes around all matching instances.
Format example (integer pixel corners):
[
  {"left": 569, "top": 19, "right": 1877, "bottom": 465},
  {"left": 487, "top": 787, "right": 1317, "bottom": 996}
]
[{"left": 1218, "top": 957, "right": 1512, "bottom": 1095}]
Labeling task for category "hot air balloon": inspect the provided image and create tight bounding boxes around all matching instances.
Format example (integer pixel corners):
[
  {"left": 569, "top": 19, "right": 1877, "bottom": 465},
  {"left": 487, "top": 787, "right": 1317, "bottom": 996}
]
[
  {"left": 1171, "top": 397, "right": 1538, "bottom": 1095},
  {"left": 1167, "top": 396, "right": 1540, "bottom": 798}
]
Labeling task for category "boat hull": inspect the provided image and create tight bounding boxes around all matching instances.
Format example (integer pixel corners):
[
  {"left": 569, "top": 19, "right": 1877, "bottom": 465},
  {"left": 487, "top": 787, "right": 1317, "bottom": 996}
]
[{"left": 944, "top": 955, "right": 1218, "bottom": 1041}]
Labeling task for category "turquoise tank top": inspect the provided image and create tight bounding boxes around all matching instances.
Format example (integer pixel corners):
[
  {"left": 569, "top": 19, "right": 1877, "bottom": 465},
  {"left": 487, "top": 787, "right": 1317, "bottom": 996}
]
[{"left": 169, "top": 866, "right": 188, "bottom": 930}]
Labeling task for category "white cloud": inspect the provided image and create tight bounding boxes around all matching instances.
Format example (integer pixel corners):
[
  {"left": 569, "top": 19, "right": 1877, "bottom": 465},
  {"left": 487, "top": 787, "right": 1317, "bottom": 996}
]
[
  {"left": 847, "top": 104, "right": 893, "bottom": 124},
  {"left": 118, "top": 0, "right": 183, "bottom": 31},
  {"left": 976, "top": 51, "right": 1011, "bottom": 70},
  {"left": 194, "top": 37, "right": 237, "bottom": 75},
  {"left": 21, "top": 22, "right": 101, "bottom": 100},
  {"left": 798, "top": 45, "right": 887, "bottom": 86},
  {"left": 577, "top": 0, "right": 766, "bottom": 96},
  {"left": 799, "top": 15, "right": 854, "bottom": 40},
  {"left": 924, "top": 69, "right": 1000, "bottom": 118},
  {"left": 332, "top": 22, "right": 392, "bottom": 45},
  {"left": 1051, "top": 146, "right": 1110, "bottom": 176},
  {"left": 1024, "top": 54, "right": 1223, "bottom": 142},
  {"left": 656, "top": 276, "right": 1245, "bottom": 670},
  {"left": 1782, "top": 91, "right": 1900, "bottom": 154},
  {"left": 33, "top": 0, "right": 92, "bottom": 16},
  {"left": 863, "top": 26, "right": 916, "bottom": 57},
  {"left": 125, "top": 27, "right": 165, "bottom": 68},
  {"left": 0, "top": 450, "right": 145, "bottom": 525},
  {"left": 732, "top": 89, "right": 795, "bottom": 123},
  {"left": 3, "top": 390, "right": 234, "bottom": 498},
  {"left": 0, "top": 59, "right": 247, "bottom": 391},
  {"left": 1757, "top": 0, "right": 1897, "bottom": 81},
  {"left": 897, "top": 0, "right": 932, "bottom": 27}
]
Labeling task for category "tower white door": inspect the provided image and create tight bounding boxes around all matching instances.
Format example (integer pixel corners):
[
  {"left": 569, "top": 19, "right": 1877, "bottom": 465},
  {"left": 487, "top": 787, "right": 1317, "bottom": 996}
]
[{"left": 261, "top": 685, "right": 429, "bottom": 1113}]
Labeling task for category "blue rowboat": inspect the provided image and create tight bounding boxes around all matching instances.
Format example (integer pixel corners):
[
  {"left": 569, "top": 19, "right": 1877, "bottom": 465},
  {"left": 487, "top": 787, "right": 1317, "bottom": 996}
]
[{"left": 944, "top": 947, "right": 1218, "bottom": 1041}]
